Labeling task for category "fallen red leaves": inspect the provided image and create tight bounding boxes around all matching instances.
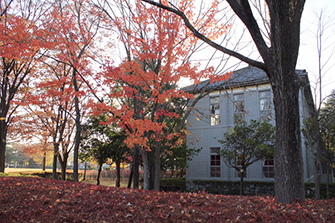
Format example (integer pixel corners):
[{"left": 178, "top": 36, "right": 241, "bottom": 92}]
[{"left": 0, "top": 177, "right": 334, "bottom": 222}]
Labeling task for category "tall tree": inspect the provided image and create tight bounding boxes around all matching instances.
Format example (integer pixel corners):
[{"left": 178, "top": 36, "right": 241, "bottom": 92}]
[
  {"left": 302, "top": 9, "right": 335, "bottom": 200},
  {"left": 23, "top": 60, "right": 77, "bottom": 180},
  {"left": 143, "top": 0, "right": 307, "bottom": 203},
  {"left": 0, "top": 0, "right": 52, "bottom": 172},
  {"left": 94, "top": 0, "right": 229, "bottom": 190},
  {"left": 43, "top": 0, "right": 102, "bottom": 181}
]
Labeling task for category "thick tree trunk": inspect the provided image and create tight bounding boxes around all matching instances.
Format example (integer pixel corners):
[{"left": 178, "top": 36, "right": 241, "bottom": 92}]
[
  {"left": 97, "top": 163, "right": 102, "bottom": 185},
  {"left": 115, "top": 161, "right": 121, "bottom": 187},
  {"left": 149, "top": 152, "right": 155, "bottom": 190},
  {"left": 154, "top": 143, "right": 161, "bottom": 191},
  {"left": 268, "top": 1, "right": 306, "bottom": 203},
  {"left": 128, "top": 164, "right": 133, "bottom": 188},
  {"left": 133, "top": 147, "right": 139, "bottom": 189},
  {"left": 59, "top": 152, "right": 69, "bottom": 181},
  {"left": 0, "top": 120, "right": 7, "bottom": 173},
  {"left": 271, "top": 72, "right": 305, "bottom": 203},
  {"left": 140, "top": 148, "right": 149, "bottom": 190},
  {"left": 60, "top": 160, "right": 67, "bottom": 181}
]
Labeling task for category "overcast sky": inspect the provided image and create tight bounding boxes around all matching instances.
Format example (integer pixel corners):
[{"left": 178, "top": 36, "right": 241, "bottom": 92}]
[{"left": 298, "top": 0, "right": 335, "bottom": 104}]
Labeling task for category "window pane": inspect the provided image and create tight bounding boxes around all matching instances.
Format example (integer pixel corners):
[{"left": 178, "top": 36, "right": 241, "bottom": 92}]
[
  {"left": 233, "top": 94, "right": 244, "bottom": 101},
  {"left": 264, "top": 158, "right": 274, "bottom": 166},
  {"left": 210, "top": 97, "right": 220, "bottom": 104},
  {"left": 260, "top": 90, "right": 272, "bottom": 122},
  {"left": 210, "top": 104, "right": 220, "bottom": 114},
  {"left": 260, "top": 91, "right": 271, "bottom": 98},
  {"left": 210, "top": 149, "right": 221, "bottom": 178},
  {"left": 211, "top": 115, "right": 220, "bottom": 126},
  {"left": 210, "top": 148, "right": 220, "bottom": 154},
  {"left": 260, "top": 98, "right": 271, "bottom": 110},
  {"left": 261, "top": 111, "right": 272, "bottom": 122},
  {"left": 263, "top": 158, "right": 274, "bottom": 178},
  {"left": 210, "top": 98, "right": 220, "bottom": 126}
]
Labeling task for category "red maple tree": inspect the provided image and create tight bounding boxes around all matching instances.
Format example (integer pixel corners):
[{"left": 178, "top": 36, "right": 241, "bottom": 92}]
[{"left": 91, "top": 0, "right": 231, "bottom": 190}]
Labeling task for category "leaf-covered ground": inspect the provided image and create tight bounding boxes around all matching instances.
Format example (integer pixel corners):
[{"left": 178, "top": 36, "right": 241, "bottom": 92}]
[{"left": 0, "top": 177, "right": 334, "bottom": 222}]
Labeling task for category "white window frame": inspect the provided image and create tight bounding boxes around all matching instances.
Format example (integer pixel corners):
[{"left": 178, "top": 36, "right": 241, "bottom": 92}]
[
  {"left": 210, "top": 147, "right": 221, "bottom": 178},
  {"left": 259, "top": 90, "right": 272, "bottom": 122},
  {"left": 210, "top": 97, "right": 220, "bottom": 126},
  {"left": 233, "top": 93, "right": 245, "bottom": 123},
  {"left": 263, "top": 157, "right": 274, "bottom": 178}
]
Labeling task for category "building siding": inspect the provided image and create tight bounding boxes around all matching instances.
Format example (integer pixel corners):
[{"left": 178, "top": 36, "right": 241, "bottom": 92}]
[{"left": 186, "top": 82, "right": 313, "bottom": 182}]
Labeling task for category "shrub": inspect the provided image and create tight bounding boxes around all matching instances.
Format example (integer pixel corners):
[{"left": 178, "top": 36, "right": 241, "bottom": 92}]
[{"left": 160, "top": 177, "right": 186, "bottom": 192}]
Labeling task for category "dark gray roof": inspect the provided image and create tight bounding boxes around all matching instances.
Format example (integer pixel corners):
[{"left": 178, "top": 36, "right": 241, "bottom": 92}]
[{"left": 183, "top": 66, "right": 308, "bottom": 93}]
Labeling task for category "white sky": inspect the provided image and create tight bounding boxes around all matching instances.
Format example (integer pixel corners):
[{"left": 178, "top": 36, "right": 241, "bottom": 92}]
[
  {"left": 105, "top": 0, "right": 335, "bottom": 107},
  {"left": 298, "top": 0, "right": 335, "bottom": 106},
  {"left": 181, "top": 0, "right": 335, "bottom": 106}
]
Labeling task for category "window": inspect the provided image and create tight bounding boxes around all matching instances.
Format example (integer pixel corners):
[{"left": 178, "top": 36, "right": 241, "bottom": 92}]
[
  {"left": 210, "top": 97, "right": 220, "bottom": 126},
  {"left": 210, "top": 147, "right": 221, "bottom": 177},
  {"left": 263, "top": 158, "right": 274, "bottom": 178},
  {"left": 233, "top": 93, "right": 245, "bottom": 123},
  {"left": 236, "top": 154, "right": 247, "bottom": 178},
  {"left": 260, "top": 90, "right": 272, "bottom": 122}
]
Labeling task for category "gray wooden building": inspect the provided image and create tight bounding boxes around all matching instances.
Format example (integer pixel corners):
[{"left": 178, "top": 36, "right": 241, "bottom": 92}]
[{"left": 185, "top": 66, "right": 318, "bottom": 183}]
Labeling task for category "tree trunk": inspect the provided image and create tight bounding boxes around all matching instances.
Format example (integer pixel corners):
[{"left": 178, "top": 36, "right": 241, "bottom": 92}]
[
  {"left": 140, "top": 148, "right": 149, "bottom": 190},
  {"left": 115, "top": 161, "right": 121, "bottom": 187},
  {"left": 83, "top": 161, "right": 87, "bottom": 181},
  {"left": 315, "top": 134, "right": 321, "bottom": 200},
  {"left": 327, "top": 160, "right": 330, "bottom": 199},
  {"left": 240, "top": 169, "right": 244, "bottom": 196},
  {"left": 149, "top": 151, "right": 155, "bottom": 190},
  {"left": 60, "top": 160, "right": 67, "bottom": 181},
  {"left": 154, "top": 143, "right": 161, "bottom": 191},
  {"left": 72, "top": 73, "right": 81, "bottom": 182},
  {"left": 133, "top": 147, "right": 139, "bottom": 189},
  {"left": 59, "top": 152, "right": 68, "bottom": 181},
  {"left": 267, "top": 1, "right": 306, "bottom": 203},
  {"left": 128, "top": 164, "right": 133, "bottom": 188},
  {"left": 42, "top": 151, "right": 46, "bottom": 171},
  {"left": 0, "top": 120, "right": 7, "bottom": 173},
  {"left": 97, "top": 163, "right": 102, "bottom": 185},
  {"left": 52, "top": 143, "right": 59, "bottom": 179},
  {"left": 271, "top": 71, "right": 305, "bottom": 203}
]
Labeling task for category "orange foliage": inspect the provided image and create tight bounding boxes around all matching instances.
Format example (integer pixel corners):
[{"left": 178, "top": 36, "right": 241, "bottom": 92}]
[{"left": 91, "top": 0, "right": 231, "bottom": 149}]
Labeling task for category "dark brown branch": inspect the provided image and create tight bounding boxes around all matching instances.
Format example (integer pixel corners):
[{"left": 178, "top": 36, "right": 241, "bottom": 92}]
[{"left": 141, "top": 0, "right": 266, "bottom": 70}]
